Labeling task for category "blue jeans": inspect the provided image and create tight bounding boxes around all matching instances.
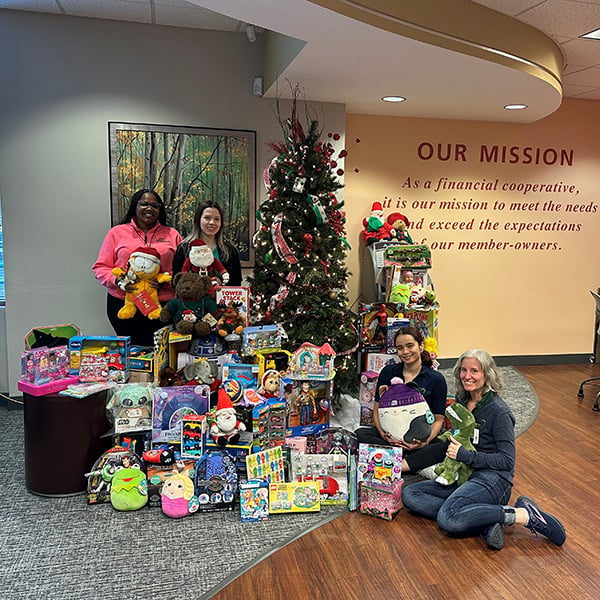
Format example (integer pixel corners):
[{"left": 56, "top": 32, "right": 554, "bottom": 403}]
[{"left": 401, "top": 470, "right": 512, "bottom": 536}]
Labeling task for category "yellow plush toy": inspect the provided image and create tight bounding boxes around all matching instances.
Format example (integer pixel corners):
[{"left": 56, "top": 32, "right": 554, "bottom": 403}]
[{"left": 112, "top": 246, "right": 171, "bottom": 320}]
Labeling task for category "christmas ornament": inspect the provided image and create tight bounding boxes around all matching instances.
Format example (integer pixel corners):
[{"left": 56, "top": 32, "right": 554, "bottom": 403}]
[{"left": 306, "top": 194, "right": 328, "bottom": 224}]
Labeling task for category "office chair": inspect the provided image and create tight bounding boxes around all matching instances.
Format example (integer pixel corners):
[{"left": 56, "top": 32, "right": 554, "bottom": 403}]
[{"left": 577, "top": 290, "right": 600, "bottom": 411}]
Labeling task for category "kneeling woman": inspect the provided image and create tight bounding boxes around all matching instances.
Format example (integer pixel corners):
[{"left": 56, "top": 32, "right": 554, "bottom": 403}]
[{"left": 401, "top": 349, "right": 566, "bottom": 550}]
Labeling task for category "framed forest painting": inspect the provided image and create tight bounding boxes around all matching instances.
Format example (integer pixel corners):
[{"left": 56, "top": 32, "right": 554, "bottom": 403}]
[{"left": 109, "top": 122, "right": 256, "bottom": 266}]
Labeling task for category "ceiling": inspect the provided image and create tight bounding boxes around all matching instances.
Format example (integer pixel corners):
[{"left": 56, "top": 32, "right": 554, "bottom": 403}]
[{"left": 1, "top": 0, "right": 600, "bottom": 123}]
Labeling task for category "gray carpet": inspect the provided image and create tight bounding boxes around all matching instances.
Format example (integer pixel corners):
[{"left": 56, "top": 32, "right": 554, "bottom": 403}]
[{"left": 0, "top": 366, "right": 538, "bottom": 600}]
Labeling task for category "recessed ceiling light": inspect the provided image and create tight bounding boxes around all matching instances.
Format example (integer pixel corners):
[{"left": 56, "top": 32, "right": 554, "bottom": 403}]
[
  {"left": 504, "top": 104, "right": 527, "bottom": 110},
  {"left": 382, "top": 96, "right": 406, "bottom": 103},
  {"left": 581, "top": 28, "right": 600, "bottom": 40}
]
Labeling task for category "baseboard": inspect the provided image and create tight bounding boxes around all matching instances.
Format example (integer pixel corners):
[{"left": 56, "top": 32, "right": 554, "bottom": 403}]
[
  {"left": 438, "top": 354, "right": 592, "bottom": 369},
  {"left": 0, "top": 393, "right": 24, "bottom": 410}
]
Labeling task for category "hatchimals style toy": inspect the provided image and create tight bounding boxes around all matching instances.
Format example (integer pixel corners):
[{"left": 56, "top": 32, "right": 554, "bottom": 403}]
[
  {"left": 245, "top": 445, "right": 285, "bottom": 483},
  {"left": 239, "top": 479, "right": 269, "bottom": 522},
  {"left": 357, "top": 443, "right": 403, "bottom": 484},
  {"left": 152, "top": 385, "right": 210, "bottom": 445}
]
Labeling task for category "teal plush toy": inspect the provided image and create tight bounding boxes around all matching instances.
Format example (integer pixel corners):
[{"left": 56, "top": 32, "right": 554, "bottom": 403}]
[{"left": 434, "top": 403, "right": 478, "bottom": 486}]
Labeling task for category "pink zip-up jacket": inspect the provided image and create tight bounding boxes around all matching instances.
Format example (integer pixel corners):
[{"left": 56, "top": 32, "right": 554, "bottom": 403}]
[{"left": 93, "top": 220, "right": 182, "bottom": 301}]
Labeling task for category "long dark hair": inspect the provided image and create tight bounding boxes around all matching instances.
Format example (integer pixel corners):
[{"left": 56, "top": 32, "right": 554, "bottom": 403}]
[
  {"left": 394, "top": 326, "right": 433, "bottom": 368},
  {"left": 183, "top": 199, "right": 230, "bottom": 262},
  {"left": 120, "top": 189, "right": 168, "bottom": 226}
]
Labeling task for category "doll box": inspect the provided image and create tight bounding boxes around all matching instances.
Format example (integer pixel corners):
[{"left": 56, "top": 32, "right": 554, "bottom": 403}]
[
  {"left": 269, "top": 481, "right": 321, "bottom": 514},
  {"left": 359, "top": 479, "right": 403, "bottom": 520},
  {"left": 286, "top": 378, "right": 332, "bottom": 437},
  {"left": 359, "top": 371, "right": 379, "bottom": 427},
  {"left": 239, "top": 479, "right": 270, "bottom": 522}
]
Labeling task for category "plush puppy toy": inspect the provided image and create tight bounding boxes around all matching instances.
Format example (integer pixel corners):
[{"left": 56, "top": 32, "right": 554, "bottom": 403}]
[
  {"left": 434, "top": 403, "right": 478, "bottom": 486},
  {"left": 112, "top": 247, "right": 171, "bottom": 320}
]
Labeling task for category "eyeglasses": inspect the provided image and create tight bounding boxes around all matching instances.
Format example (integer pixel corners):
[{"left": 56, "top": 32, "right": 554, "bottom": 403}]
[{"left": 138, "top": 201, "right": 161, "bottom": 209}]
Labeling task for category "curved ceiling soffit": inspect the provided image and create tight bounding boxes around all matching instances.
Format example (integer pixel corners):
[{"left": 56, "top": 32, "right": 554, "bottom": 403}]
[{"left": 309, "top": 0, "right": 563, "bottom": 95}]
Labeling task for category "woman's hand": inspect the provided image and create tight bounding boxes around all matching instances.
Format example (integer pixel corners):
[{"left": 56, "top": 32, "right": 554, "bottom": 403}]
[
  {"left": 378, "top": 385, "right": 389, "bottom": 397},
  {"left": 400, "top": 439, "right": 427, "bottom": 451},
  {"left": 446, "top": 435, "right": 462, "bottom": 459}
]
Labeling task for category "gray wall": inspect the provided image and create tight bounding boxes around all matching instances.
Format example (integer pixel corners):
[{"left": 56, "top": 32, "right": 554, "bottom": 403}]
[{"left": 0, "top": 10, "right": 346, "bottom": 396}]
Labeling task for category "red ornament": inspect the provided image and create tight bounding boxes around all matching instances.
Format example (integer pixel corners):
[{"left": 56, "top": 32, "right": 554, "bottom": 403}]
[
  {"left": 337, "top": 169, "right": 344, "bottom": 176},
  {"left": 339, "top": 149, "right": 348, "bottom": 158},
  {"left": 354, "top": 168, "right": 360, "bottom": 173},
  {"left": 330, "top": 161, "right": 337, "bottom": 168},
  {"left": 356, "top": 138, "right": 361, "bottom": 143},
  {"left": 327, "top": 132, "right": 333, "bottom": 138},
  {"left": 333, "top": 133, "right": 340, "bottom": 141},
  {"left": 269, "top": 189, "right": 278, "bottom": 199}
]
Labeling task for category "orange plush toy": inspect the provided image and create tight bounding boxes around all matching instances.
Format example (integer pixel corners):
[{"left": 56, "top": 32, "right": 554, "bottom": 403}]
[{"left": 112, "top": 247, "right": 171, "bottom": 320}]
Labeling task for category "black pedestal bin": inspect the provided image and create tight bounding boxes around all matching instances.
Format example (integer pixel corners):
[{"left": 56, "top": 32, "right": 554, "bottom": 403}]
[{"left": 23, "top": 391, "right": 111, "bottom": 496}]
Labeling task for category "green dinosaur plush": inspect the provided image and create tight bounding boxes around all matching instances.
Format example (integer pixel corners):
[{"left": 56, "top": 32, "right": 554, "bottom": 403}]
[{"left": 434, "top": 403, "right": 478, "bottom": 486}]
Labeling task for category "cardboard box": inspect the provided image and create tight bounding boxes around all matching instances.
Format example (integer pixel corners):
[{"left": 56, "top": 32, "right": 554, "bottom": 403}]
[
  {"left": 239, "top": 479, "right": 269, "bottom": 522},
  {"left": 269, "top": 481, "right": 321, "bottom": 513},
  {"left": 359, "top": 479, "right": 403, "bottom": 520},
  {"left": 68, "top": 335, "right": 130, "bottom": 383}
]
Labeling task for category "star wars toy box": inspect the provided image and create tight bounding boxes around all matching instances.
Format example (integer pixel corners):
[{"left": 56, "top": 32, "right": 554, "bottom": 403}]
[
  {"left": 239, "top": 479, "right": 270, "bottom": 523},
  {"left": 68, "top": 335, "right": 131, "bottom": 383},
  {"left": 285, "top": 378, "right": 332, "bottom": 436},
  {"left": 359, "top": 478, "right": 403, "bottom": 521},
  {"left": 269, "top": 481, "right": 321, "bottom": 514},
  {"left": 151, "top": 385, "right": 210, "bottom": 445},
  {"left": 194, "top": 448, "right": 238, "bottom": 512},
  {"left": 106, "top": 383, "right": 154, "bottom": 434}
]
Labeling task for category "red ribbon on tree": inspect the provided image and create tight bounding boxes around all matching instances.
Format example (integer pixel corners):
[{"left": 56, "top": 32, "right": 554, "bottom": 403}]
[{"left": 271, "top": 213, "right": 298, "bottom": 264}]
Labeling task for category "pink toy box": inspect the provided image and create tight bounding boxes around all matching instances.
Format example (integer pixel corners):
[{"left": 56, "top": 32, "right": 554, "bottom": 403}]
[{"left": 359, "top": 478, "right": 403, "bottom": 521}]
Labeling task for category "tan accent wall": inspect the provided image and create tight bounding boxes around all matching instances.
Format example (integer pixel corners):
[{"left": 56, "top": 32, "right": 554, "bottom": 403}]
[{"left": 345, "top": 98, "right": 600, "bottom": 358}]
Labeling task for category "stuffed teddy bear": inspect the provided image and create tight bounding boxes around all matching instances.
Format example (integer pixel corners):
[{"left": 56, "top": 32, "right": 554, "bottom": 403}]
[
  {"left": 361, "top": 202, "right": 394, "bottom": 245},
  {"left": 159, "top": 272, "right": 220, "bottom": 336},
  {"left": 387, "top": 212, "right": 413, "bottom": 244},
  {"left": 182, "top": 240, "right": 229, "bottom": 292},
  {"left": 112, "top": 247, "right": 172, "bottom": 320},
  {"left": 209, "top": 388, "right": 246, "bottom": 446},
  {"left": 378, "top": 377, "right": 434, "bottom": 443},
  {"left": 434, "top": 403, "right": 478, "bottom": 486}
]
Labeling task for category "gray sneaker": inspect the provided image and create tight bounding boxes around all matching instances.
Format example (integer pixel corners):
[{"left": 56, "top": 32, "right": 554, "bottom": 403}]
[{"left": 481, "top": 523, "right": 504, "bottom": 550}]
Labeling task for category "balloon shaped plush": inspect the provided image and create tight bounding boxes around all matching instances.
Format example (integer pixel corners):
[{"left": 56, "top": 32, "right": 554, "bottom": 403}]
[
  {"left": 434, "top": 403, "right": 478, "bottom": 486},
  {"left": 112, "top": 247, "right": 171, "bottom": 320},
  {"left": 378, "top": 377, "right": 434, "bottom": 443}
]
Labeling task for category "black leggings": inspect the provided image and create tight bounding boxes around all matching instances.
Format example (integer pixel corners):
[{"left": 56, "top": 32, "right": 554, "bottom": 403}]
[
  {"left": 106, "top": 293, "right": 163, "bottom": 347},
  {"left": 354, "top": 426, "right": 448, "bottom": 472}
]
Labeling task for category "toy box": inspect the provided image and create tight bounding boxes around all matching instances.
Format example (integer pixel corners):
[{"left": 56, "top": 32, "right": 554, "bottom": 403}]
[
  {"left": 241, "top": 325, "right": 282, "bottom": 356},
  {"left": 359, "top": 478, "right": 403, "bottom": 520},
  {"left": 221, "top": 361, "right": 259, "bottom": 390},
  {"left": 194, "top": 449, "right": 238, "bottom": 512},
  {"left": 404, "top": 307, "right": 439, "bottom": 343},
  {"left": 251, "top": 402, "right": 270, "bottom": 452},
  {"left": 106, "top": 383, "right": 154, "bottom": 434},
  {"left": 359, "top": 371, "right": 379, "bottom": 427},
  {"left": 17, "top": 375, "right": 79, "bottom": 396},
  {"left": 286, "top": 378, "right": 332, "bottom": 437},
  {"left": 290, "top": 452, "right": 348, "bottom": 505},
  {"left": 253, "top": 349, "right": 291, "bottom": 380},
  {"left": 286, "top": 342, "right": 336, "bottom": 380},
  {"left": 48, "top": 346, "right": 70, "bottom": 380},
  {"left": 360, "top": 303, "right": 397, "bottom": 352},
  {"left": 245, "top": 445, "right": 285, "bottom": 483},
  {"left": 384, "top": 244, "right": 431, "bottom": 269},
  {"left": 215, "top": 286, "right": 250, "bottom": 326},
  {"left": 152, "top": 385, "right": 210, "bottom": 445},
  {"left": 180, "top": 414, "right": 207, "bottom": 458},
  {"left": 269, "top": 481, "right": 321, "bottom": 514},
  {"left": 147, "top": 459, "right": 197, "bottom": 507},
  {"left": 129, "top": 346, "right": 154, "bottom": 372},
  {"left": 206, "top": 431, "right": 253, "bottom": 476},
  {"left": 357, "top": 443, "right": 403, "bottom": 484},
  {"left": 267, "top": 398, "right": 286, "bottom": 447},
  {"left": 364, "top": 352, "right": 399, "bottom": 373},
  {"left": 285, "top": 436, "right": 308, "bottom": 453},
  {"left": 385, "top": 317, "right": 411, "bottom": 353},
  {"left": 314, "top": 426, "right": 358, "bottom": 456},
  {"left": 68, "top": 335, "right": 130, "bottom": 383},
  {"left": 239, "top": 479, "right": 270, "bottom": 522},
  {"left": 20, "top": 347, "right": 51, "bottom": 385}
]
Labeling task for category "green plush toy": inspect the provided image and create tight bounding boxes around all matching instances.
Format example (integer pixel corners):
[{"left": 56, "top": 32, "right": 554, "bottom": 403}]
[{"left": 434, "top": 403, "right": 478, "bottom": 486}]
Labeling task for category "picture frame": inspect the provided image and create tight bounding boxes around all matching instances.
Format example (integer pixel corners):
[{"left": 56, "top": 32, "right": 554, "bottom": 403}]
[{"left": 109, "top": 122, "right": 256, "bottom": 266}]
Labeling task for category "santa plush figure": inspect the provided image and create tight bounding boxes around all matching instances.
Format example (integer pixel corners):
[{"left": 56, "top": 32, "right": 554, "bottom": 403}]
[
  {"left": 210, "top": 389, "right": 246, "bottom": 446},
  {"left": 182, "top": 240, "right": 229, "bottom": 289},
  {"left": 362, "top": 201, "right": 393, "bottom": 245}
]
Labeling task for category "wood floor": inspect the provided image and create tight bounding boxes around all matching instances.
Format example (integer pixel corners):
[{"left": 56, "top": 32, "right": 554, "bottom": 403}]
[{"left": 210, "top": 364, "right": 600, "bottom": 600}]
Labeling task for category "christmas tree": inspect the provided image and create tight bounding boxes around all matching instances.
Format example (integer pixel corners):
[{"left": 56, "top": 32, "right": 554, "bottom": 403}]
[{"left": 249, "top": 91, "right": 359, "bottom": 401}]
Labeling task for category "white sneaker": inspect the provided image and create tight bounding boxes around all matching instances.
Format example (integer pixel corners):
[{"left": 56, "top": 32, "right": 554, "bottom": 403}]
[{"left": 417, "top": 465, "right": 439, "bottom": 480}]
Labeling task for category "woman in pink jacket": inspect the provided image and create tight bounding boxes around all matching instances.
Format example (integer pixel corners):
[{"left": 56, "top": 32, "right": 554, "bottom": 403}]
[{"left": 93, "top": 189, "right": 182, "bottom": 346}]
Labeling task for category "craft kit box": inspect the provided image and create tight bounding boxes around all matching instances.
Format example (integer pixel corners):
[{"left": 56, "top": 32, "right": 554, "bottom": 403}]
[
  {"left": 269, "top": 481, "right": 321, "bottom": 514},
  {"left": 359, "top": 479, "right": 403, "bottom": 521},
  {"left": 357, "top": 443, "right": 403, "bottom": 484},
  {"left": 239, "top": 479, "right": 269, "bottom": 523}
]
